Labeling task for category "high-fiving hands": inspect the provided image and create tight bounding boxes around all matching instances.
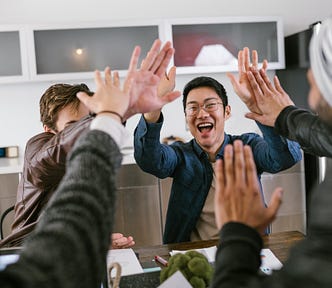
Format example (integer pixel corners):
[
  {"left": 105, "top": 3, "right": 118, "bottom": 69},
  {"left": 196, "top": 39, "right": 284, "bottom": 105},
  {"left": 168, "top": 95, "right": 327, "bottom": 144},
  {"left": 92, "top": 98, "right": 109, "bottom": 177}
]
[
  {"left": 245, "top": 68, "right": 295, "bottom": 127},
  {"left": 214, "top": 140, "right": 283, "bottom": 235},
  {"left": 77, "top": 39, "right": 181, "bottom": 123},
  {"left": 227, "top": 47, "right": 268, "bottom": 114}
]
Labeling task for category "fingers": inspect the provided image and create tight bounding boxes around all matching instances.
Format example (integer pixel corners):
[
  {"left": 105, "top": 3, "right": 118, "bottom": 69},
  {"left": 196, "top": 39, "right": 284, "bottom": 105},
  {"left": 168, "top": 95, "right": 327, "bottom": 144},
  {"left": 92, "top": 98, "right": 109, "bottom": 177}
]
[
  {"left": 112, "top": 71, "right": 120, "bottom": 87},
  {"left": 76, "top": 91, "right": 92, "bottom": 107},
  {"left": 267, "top": 187, "right": 283, "bottom": 220},
  {"left": 161, "top": 90, "right": 181, "bottom": 104},
  {"left": 243, "top": 47, "right": 250, "bottom": 71},
  {"left": 154, "top": 47, "right": 174, "bottom": 78},
  {"left": 262, "top": 59, "right": 268, "bottom": 71},
  {"left": 226, "top": 72, "right": 240, "bottom": 93},
  {"left": 111, "top": 233, "right": 124, "bottom": 240},
  {"left": 243, "top": 145, "right": 259, "bottom": 191},
  {"left": 104, "top": 67, "right": 112, "bottom": 85},
  {"left": 127, "top": 46, "right": 141, "bottom": 73},
  {"left": 247, "top": 71, "right": 264, "bottom": 103},
  {"left": 259, "top": 69, "right": 275, "bottom": 92},
  {"left": 252, "top": 49, "right": 258, "bottom": 68},
  {"left": 140, "top": 39, "right": 162, "bottom": 71},
  {"left": 233, "top": 141, "right": 245, "bottom": 185},
  {"left": 223, "top": 144, "right": 234, "bottom": 187},
  {"left": 237, "top": 50, "right": 245, "bottom": 73}
]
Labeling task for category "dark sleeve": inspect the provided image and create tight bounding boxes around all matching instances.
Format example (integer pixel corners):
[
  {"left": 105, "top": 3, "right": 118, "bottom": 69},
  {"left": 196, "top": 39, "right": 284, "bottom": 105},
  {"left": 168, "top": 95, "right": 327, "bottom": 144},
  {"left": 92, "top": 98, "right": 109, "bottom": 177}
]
[
  {"left": 0, "top": 130, "right": 122, "bottom": 288},
  {"left": 211, "top": 222, "right": 265, "bottom": 288},
  {"left": 28, "top": 115, "right": 93, "bottom": 190},
  {"left": 275, "top": 106, "right": 332, "bottom": 157},
  {"left": 134, "top": 114, "right": 179, "bottom": 178}
]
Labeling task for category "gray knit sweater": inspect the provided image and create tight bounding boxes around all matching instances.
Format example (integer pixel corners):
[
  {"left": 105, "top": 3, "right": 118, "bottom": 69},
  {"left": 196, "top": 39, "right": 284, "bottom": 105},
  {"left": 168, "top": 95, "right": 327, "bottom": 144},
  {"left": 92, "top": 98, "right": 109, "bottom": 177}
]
[{"left": 0, "top": 130, "right": 122, "bottom": 288}]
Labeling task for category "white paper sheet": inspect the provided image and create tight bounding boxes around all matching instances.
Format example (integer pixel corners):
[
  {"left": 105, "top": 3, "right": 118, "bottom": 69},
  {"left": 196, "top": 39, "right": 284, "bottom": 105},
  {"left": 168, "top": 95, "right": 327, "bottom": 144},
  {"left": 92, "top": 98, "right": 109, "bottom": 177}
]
[
  {"left": 157, "top": 271, "right": 192, "bottom": 288},
  {"left": 170, "top": 245, "right": 217, "bottom": 263},
  {"left": 106, "top": 248, "right": 144, "bottom": 277}
]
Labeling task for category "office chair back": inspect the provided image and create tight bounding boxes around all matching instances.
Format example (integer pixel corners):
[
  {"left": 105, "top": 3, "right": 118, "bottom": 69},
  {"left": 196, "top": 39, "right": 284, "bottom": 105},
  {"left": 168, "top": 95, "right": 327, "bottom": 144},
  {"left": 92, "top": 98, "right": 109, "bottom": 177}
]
[{"left": 0, "top": 205, "right": 15, "bottom": 240}]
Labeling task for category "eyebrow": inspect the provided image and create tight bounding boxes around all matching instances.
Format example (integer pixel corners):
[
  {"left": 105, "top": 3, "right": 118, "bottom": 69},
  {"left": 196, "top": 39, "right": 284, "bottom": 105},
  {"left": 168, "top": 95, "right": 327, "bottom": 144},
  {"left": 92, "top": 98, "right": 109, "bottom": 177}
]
[
  {"left": 186, "top": 97, "right": 220, "bottom": 105},
  {"left": 64, "top": 120, "right": 78, "bottom": 127}
]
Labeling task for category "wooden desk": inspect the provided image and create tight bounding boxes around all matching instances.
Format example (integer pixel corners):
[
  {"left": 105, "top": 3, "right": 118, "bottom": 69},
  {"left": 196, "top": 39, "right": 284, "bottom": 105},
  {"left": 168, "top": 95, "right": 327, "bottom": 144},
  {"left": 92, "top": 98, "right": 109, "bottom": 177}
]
[{"left": 134, "top": 230, "right": 304, "bottom": 265}]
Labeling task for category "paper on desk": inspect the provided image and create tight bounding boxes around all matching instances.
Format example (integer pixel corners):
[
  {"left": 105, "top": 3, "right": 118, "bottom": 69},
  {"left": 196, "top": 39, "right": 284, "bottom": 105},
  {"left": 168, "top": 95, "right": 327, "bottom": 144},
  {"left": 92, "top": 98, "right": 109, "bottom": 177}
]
[
  {"left": 157, "top": 271, "right": 192, "bottom": 288},
  {"left": 170, "top": 246, "right": 282, "bottom": 274},
  {"left": 260, "top": 248, "right": 283, "bottom": 275},
  {"left": 106, "top": 248, "right": 143, "bottom": 277},
  {"left": 170, "top": 246, "right": 217, "bottom": 263}
]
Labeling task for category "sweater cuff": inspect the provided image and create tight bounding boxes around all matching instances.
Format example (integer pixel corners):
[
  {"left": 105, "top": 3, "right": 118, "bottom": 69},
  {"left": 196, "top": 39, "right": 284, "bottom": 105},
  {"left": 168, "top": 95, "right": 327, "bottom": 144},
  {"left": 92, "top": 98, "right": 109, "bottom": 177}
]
[
  {"left": 220, "top": 222, "right": 263, "bottom": 252},
  {"left": 90, "top": 115, "right": 129, "bottom": 149}
]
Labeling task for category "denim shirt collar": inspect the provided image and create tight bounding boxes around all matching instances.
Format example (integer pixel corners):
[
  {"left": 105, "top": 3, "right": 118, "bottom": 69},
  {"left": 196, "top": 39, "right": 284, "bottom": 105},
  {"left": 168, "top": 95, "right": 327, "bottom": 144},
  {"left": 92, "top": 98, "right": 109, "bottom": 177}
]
[{"left": 192, "top": 133, "right": 231, "bottom": 161}]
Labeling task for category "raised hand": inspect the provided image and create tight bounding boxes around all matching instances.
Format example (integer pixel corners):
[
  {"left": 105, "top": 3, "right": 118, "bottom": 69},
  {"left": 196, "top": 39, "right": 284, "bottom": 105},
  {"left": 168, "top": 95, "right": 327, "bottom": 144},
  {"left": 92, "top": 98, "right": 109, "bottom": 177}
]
[
  {"left": 123, "top": 40, "right": 181, "bottom": 120},
  {"left": 245, "top": 68, "right": 294, "bottom": 126},
  {"left": 214, "top": 140, "right": 282, "bottom": 234},
  {"left": 227, "top": 47, "right": 267, "bottom": 114},
  {"left": 144, "top": 66, "right": 177, "bottom": 123},
  {"left": 77, "top": 66, "right": 131, "bottom": 121},
  {"left": 77, "top": 40, "right": 181, "bottom": 123}
]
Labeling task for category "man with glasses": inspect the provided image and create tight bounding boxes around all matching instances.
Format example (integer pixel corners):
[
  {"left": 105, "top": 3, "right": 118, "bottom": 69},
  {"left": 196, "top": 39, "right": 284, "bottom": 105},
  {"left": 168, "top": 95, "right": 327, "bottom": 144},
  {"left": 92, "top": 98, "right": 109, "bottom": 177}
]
[{"left": 134, "top": 76, "right": 302, "bottom": 244}]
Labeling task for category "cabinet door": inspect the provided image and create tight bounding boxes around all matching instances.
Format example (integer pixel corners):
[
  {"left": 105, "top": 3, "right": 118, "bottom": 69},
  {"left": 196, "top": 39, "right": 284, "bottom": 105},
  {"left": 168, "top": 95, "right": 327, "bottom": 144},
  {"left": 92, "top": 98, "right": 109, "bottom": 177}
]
[
  {"left": 0, "top": 27, "right": 28, "bottom": 83},
  {"left": 29, "top": 23, "right": 160, "bottom": 81},
  {"left": 166, "top": 17, "right": 285, "bottom": 74}
]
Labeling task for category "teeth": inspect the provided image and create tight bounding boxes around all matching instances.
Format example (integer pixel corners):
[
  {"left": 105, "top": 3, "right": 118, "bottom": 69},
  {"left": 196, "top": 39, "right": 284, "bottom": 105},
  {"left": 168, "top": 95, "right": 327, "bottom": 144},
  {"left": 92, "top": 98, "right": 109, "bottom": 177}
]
[{"left": 198, "top": 123, "right": 212, "bottom": 128}]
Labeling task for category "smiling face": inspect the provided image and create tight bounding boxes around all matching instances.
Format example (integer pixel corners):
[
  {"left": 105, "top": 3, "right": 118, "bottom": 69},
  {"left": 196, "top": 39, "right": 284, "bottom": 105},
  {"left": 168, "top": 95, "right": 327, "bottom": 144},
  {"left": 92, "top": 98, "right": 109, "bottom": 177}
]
[{"left": 185, "top": 86, "right": 231, "bottom": 158}]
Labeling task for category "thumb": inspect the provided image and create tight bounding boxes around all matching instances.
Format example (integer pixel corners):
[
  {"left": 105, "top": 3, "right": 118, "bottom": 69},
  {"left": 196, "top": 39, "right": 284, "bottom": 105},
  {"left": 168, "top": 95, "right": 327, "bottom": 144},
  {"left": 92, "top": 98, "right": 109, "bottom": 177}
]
[
  {"left": 267, "top": 187, "right": 283, "bottom": 220},
  {"left": 76, "top": 91, "right": 92, "bottom": 107},
  {"left": 245, "top": 112, "right": 262, "bottom": 122},
  {"left": 227, "top": 72, "right": 239, "bottom": 90}
]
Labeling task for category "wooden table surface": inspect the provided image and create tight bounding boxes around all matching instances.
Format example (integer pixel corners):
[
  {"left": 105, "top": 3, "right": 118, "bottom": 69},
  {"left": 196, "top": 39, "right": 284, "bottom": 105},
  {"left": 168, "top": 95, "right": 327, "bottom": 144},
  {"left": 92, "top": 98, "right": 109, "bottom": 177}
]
[{"left": 134, "top": 230, "right": 304, "bottom": 265}]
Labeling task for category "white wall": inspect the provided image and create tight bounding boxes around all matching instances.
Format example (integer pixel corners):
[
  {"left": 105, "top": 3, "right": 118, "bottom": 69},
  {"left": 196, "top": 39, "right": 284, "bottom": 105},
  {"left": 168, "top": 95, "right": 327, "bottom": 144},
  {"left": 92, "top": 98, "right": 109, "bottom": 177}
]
[{"left": 0, "top": 0, "right": 331, "bottom": 154}]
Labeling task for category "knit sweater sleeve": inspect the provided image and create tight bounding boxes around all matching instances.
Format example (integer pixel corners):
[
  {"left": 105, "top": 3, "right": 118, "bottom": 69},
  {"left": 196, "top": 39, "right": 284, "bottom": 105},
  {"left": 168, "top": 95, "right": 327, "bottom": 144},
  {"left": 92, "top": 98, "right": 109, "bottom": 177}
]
[{"left": 0, "top": 130, "right": 122, "bottom": 288}]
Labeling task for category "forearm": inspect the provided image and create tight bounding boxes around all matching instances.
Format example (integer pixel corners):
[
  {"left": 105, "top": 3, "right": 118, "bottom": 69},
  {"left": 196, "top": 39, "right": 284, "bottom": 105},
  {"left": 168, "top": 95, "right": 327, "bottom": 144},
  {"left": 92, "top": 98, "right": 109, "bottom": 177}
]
[
  {"left": 252, "top": 122, "right": 302, "bottom": 173},
  {"left": 211, "top": 222, "right": 266, "bottom": 288},
  {"left": 275, "top": 106, "right": 332, "bottom": 157},
  {"left": 134, "top": 114, "right": 177, "bottom": 178},
  {"left": 5, "top": 130, "right": 121, "bottom": 288}
]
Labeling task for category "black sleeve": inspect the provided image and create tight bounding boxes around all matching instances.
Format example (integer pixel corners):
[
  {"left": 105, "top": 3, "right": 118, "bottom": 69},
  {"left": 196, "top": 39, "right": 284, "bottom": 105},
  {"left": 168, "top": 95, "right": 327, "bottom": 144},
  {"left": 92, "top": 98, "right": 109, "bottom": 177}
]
[
  {"left": 275, "top": 106, "right": 332, "bottom": 157},
  {"left": 211, "top": 222, "right": 265, "bottom": 288}
]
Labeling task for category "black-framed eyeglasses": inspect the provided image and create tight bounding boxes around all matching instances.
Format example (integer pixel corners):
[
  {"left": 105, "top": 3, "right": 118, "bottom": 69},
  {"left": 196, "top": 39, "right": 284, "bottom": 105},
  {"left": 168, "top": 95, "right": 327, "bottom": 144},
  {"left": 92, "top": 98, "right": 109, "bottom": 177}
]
[{"left": 185, "top": 101, "right": 223, "bottom": 117}]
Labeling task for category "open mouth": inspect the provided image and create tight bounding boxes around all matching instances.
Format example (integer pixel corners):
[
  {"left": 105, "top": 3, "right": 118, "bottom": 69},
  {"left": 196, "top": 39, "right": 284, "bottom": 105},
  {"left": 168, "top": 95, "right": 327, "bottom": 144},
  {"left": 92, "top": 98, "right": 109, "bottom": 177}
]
[{"left": 197, "top": 122, "right": 213, "bottom": 133}]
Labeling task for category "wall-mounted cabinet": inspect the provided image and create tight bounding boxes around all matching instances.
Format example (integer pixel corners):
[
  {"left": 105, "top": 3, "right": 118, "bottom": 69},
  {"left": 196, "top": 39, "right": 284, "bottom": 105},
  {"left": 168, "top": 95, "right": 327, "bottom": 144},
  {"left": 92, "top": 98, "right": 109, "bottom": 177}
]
[
  {"left": 0, "top": 17, "right": 284, "bottom": 83},
  {"left": 0, "top": 26, "right": 29, "bottom": 83},
  {"left": 165, "top": 17, "right": 284, "bottom": 74},
  {"left": 27, "top": 21, "right": 161, "bottom": 81}
]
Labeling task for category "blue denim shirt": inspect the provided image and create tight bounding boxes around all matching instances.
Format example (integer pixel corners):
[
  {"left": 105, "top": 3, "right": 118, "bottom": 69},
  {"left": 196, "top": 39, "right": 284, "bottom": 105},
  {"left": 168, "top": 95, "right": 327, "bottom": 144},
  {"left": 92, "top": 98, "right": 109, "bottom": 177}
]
[{"left": 134, "top": 114, "right": 302, "bottom": 244}]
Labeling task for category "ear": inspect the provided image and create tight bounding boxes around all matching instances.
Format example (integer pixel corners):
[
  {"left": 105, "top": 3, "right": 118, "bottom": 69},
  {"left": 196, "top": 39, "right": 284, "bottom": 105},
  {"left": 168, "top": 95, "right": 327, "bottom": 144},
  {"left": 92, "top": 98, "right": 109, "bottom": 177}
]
[
  {"left": 224, "top": 105, "right": 231, "bottom": 120},
  {"left": 43, "top": 125, "right": 56, "bottom": 134}
]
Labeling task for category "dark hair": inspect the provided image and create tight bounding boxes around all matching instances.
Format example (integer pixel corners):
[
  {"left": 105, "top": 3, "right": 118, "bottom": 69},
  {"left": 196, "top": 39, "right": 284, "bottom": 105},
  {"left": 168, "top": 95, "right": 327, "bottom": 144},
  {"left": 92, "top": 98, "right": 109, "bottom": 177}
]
[
  {"left": 182, "top": 76, "right": 228, "bottom": 112},
  {"left": 39, "top": 83, "right": 94, "bottom": 132}
]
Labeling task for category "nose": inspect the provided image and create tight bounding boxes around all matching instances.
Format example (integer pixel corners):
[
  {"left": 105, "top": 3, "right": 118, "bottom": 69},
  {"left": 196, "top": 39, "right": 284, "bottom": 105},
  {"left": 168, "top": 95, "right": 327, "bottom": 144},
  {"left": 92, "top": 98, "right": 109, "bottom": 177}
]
[{"left": 196, "top": 106, "right": 209, "bottom": 118}]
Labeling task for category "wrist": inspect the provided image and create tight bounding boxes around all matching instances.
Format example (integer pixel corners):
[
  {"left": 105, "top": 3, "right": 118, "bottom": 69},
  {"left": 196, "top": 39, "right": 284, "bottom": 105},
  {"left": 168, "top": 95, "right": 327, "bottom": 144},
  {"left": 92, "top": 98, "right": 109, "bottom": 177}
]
[{"left": 97, "top": 110, "right": 125, "bottom": 126}]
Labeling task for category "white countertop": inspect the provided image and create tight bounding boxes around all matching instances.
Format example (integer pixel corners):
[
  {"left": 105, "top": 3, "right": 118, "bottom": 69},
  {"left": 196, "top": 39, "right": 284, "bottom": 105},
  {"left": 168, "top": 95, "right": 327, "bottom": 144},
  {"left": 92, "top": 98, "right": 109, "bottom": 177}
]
[
  {"left": 0, "top": 157, "right": 23, "bottom": 175},
  {"left": 0, "top": 149, "right": 136, "bottom": 175}
]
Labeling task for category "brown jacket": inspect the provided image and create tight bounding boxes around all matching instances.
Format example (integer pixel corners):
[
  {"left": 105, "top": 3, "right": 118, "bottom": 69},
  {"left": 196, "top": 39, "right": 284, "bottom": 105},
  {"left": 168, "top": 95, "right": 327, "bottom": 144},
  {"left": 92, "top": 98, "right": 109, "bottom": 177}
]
[{"left": 0, "top": 115, "right": 93, "bottom": 247}]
